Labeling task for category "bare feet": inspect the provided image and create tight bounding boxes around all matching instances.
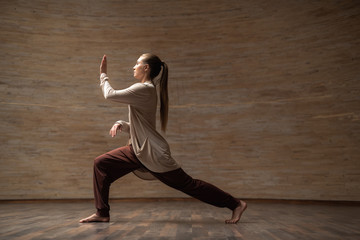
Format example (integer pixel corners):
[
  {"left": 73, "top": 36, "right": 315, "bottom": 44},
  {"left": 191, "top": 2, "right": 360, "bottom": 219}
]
[
  {"left": 225, "top": 200, "right": 247, "bottom": 224},
  {"left": 79, "top": 214, "right": 110, "bottom": 223}
]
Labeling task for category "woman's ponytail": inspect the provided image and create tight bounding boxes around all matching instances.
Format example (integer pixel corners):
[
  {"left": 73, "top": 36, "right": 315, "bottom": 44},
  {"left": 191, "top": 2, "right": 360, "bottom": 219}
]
[
  {"left": 140, "top": 53, "right": 169, "bottom": 132},
  {"left": 159, "top": 62, "right": 169, "bottom": 132}
]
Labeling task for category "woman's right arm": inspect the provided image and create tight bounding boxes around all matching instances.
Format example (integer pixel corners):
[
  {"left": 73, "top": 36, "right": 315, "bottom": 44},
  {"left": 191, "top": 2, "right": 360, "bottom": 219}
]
[
  {"left": 115, "top": 120, "right": 130, "bottom": 133},
  {"left": 109, "top": 120, "right": 130, "bottom": 137}
]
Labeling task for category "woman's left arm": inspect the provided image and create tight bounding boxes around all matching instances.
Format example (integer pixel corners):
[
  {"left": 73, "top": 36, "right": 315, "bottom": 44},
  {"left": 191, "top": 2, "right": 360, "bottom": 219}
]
[
  {"left": 100, "top": 74, "right": 148, "bottom": 106},
  {"left": 98, "top": 55, "right": 148, "bottom": 107}
]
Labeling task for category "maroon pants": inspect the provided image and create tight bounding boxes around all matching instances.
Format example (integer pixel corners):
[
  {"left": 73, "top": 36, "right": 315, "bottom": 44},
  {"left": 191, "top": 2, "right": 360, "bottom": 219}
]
[{"left": 93, "top": 145, "right": 239, "bottom": 217}]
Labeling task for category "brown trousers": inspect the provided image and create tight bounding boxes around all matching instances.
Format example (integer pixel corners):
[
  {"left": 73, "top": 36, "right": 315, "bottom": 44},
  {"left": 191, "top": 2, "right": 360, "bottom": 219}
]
[{"left": 93, "top": 145, "right": 239, "bottom": 217}]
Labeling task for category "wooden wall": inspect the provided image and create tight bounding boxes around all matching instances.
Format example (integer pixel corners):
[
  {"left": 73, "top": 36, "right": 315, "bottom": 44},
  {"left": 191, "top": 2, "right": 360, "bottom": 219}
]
[{"left": 0, "top": 0, "right": 359, "bottom": 201}]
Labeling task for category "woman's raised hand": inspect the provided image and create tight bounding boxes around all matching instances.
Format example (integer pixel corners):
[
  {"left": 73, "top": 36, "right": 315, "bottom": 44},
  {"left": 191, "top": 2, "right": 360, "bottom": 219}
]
[
  {"left": 109, "top": 123, "right": 122, "bottom": 137},
  {"left": 100, "top": 55, "right": 107, "bottom": 74}
]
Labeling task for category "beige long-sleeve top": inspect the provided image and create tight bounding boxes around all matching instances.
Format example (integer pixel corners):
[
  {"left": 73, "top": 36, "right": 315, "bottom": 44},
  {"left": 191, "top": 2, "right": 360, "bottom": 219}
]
[{"left": 100, "top": 73, "right": 181, "bottom": 179}]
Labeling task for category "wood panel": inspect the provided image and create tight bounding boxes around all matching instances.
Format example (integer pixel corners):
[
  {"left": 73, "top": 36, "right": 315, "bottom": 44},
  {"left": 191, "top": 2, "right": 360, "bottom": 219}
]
[
  {"left": 0, "top": 0, "right": 359, "bottom": 200},
  {"left": 0, "top": 200, "right": 359, "bottom": 239}
]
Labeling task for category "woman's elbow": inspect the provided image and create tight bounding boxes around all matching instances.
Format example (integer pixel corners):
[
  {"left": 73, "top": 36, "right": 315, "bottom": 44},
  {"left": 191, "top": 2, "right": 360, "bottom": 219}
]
[
  {"left": 103, "top": 93, "right": 117, "bottom": 101},
  {"left": 103, "top": 91, "right": 114, "bottom": 99}
]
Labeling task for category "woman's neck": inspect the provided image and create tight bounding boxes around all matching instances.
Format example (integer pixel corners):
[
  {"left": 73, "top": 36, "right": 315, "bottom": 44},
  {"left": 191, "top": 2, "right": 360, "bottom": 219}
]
[{"left": 140, "top": 77, "right": 151, "bottom": 83}]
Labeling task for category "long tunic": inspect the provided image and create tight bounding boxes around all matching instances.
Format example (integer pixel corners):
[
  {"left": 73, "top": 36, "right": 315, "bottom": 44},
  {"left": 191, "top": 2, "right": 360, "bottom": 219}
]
[{"left": 100, "top": 73, "right": 181, "bottom": 179}]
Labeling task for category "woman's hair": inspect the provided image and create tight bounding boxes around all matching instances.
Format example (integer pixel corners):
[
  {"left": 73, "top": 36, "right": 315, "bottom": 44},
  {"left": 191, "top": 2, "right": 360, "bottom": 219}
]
[{"left": 141, "top": 53, "right": 169, "bottom": 132}]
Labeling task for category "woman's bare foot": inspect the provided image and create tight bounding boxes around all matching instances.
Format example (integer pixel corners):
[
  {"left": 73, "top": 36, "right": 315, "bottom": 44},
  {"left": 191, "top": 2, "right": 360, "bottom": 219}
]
[
  {"left": 225, "top": 200, "right": 247, "bottom": 224},
  {"left": 79, "top": 214, "right": 110, "bottom": 223}
]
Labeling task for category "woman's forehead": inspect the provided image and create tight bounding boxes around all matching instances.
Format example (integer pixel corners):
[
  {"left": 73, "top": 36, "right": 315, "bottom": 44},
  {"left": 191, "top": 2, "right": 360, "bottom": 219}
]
[{"left": 137, "top": 56, "right": 146, "bottom": 63}]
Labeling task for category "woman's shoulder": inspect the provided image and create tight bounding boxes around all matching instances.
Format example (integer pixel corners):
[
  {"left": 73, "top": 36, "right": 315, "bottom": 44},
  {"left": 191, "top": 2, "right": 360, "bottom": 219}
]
[
  {"left": 131, "top": 81, "right": 154, "bottom": 88},
  {"left": 130, "top": 82, "right": 155, "bottom": 91},
  {"left": 127, "top": 82, "right": 155, "bottom": 95}
]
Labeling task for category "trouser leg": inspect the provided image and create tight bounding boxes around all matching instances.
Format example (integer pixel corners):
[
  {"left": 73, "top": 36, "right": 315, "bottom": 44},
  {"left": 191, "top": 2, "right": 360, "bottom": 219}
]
[
  {"left": 93, "top": 145, "right": 142, "bottom": 217},
  {"left": 151, "top": 168, "right": 240, "bottom": 210}
]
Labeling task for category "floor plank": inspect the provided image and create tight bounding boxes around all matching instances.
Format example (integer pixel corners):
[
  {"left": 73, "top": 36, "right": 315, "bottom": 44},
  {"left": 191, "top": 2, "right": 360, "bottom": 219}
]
[{"left": 0, "top": 200, "right": 359, "bottom": 239}]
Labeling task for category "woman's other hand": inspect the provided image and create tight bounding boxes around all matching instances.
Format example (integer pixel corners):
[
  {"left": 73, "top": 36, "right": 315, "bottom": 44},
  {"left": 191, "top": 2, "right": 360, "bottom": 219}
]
[
  {"left": 109, "top": 123, "right": 122, "bottom": 137},
  {"left": 100, "top": 55, "right": 107, "bottom": 74}
]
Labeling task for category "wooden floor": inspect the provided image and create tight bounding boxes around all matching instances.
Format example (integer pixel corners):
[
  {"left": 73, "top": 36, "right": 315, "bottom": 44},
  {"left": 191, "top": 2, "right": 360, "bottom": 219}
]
[{"left": 0, "top": 200, "right": 359, "bottom": 240}]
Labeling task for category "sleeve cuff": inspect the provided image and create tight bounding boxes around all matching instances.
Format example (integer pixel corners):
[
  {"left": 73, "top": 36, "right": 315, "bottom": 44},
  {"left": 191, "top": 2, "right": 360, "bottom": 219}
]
[
  {"left": 100, "top": 73, "right": 109, "bottom": 85},
  {"left": 115, "top": 120, "right": 130, "bottom": 133}
]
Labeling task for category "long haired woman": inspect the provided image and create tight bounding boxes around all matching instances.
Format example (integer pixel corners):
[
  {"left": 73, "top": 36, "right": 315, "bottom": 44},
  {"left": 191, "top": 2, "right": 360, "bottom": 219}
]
[{"left": 79, "top": 54, "right": 247, "bottom": 224}]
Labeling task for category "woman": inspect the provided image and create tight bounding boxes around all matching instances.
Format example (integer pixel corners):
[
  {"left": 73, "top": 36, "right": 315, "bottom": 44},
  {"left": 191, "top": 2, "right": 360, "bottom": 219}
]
[{"left": 80, "top": 54, "right": 247, "bottom": 224}]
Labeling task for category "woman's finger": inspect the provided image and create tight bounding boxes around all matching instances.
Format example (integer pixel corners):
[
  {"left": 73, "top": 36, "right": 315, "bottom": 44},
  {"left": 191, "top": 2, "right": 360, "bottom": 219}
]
[
  {"left": 109, "top": 123, "right": 121, "bottom": 138},
  {"left": 100, "top": 55, "right": 107, "bottom": 74},
  {"left": 109, "top": 126, "right": 115, "bottom": 137}
]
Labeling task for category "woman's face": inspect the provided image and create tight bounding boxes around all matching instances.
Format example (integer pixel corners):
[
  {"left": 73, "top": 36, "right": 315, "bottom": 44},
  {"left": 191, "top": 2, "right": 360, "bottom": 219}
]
[{"left": 133, "top": 56, "right": 148, "bottom": 80}]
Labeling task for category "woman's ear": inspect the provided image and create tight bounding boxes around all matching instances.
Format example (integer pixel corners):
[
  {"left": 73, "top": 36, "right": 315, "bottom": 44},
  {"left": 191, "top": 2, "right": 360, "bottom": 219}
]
[{"left": 144, "top": 64, "right": 150, "bottom": 72}]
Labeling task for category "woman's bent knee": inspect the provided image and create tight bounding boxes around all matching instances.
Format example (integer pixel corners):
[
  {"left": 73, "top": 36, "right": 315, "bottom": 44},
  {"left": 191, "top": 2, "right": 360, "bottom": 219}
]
[{"left": 94, "top": 154, "right": 106, "bottom": 168}]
